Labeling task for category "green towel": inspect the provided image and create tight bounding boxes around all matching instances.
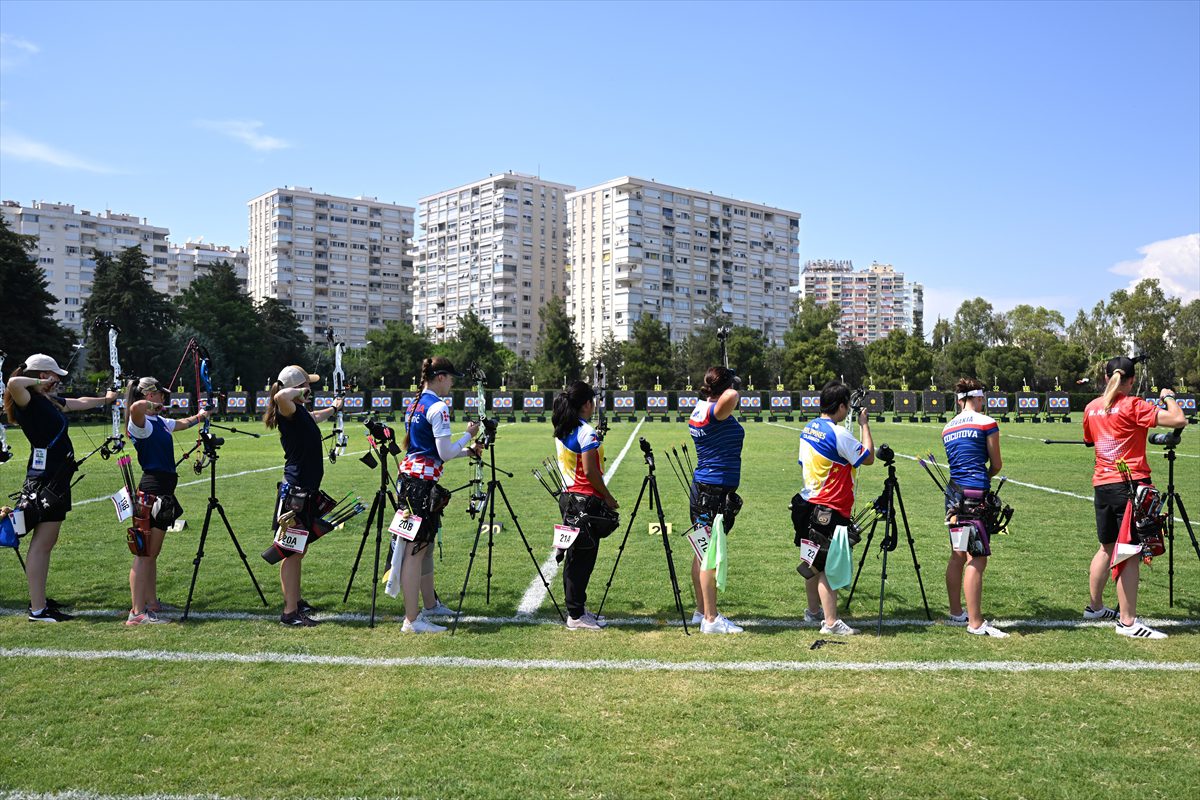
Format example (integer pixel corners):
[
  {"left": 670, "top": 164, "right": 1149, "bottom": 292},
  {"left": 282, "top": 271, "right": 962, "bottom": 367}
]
[
  {"left": 702, "top": 513, "right": 729, "bottom": 591},
  {"left": 826, "top": 524, "right": 852, "bottom": 590}
]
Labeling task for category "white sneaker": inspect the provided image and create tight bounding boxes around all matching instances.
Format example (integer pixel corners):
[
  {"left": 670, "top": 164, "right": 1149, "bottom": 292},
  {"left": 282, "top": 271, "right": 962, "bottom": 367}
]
[
  {"left": 1083, "top": 605, "right": 1119, "bottom": 621},
  {"left": 803, "top": 608, "right": 822, "bottom": 624},
  {"left": 717, "top": 614, "right": 743, "bottom": 632},
  {"left": 583, "top": 609, "right": 608, "bottom": 628},
  {"left": 567, "top": 614, "right": 603, "bottom": 631},
  {"left": 966, "top": 620, "right": 1009, "bottom": 638},
  {"left": 819, "top": 619, "right": 859, "bottom": 636},
  {"left": 1115, "top": 618, "right": 1167, "bottom": 640},
  {"left": 700, "top": 615, "right": 743, "bottom": 634},
  {"left": 402, "top": 617, "right": 447, "bottom": 633},
  {"left": 947, "top": 611, "right": 969, "bottom": 626},
  {"left": 692, "top": 611, "right": 704, "bottom": 624},
  {"left": 421, "top": 600, "right": 455, "bottom": 617}
]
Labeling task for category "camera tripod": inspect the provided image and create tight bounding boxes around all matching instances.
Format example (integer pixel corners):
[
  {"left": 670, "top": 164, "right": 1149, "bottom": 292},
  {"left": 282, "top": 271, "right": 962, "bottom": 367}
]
[
  {"left": 181, "top": 431, "right": 268, "bottom": 621},
  {"left": 595, "top": 438, "right": 691, "bottom": 634},
  {"left": 451, "top": 436, "right": 565, "bottom": 633},
  {"left": 342, "top": 431, "right": 400, "bottom": 627},
  {"left": 1158, "top": 439, "right": 1199, "bottom": 607},
  {"left": 845, "top": 452, "right": 931, "bottom": 635}
]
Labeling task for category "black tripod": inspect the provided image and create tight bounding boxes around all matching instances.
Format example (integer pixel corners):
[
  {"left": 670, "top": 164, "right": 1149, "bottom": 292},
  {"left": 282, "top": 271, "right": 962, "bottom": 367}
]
[
  {"left": 342, "top": 435, "right": 400, "bottom": 627},
  {"left": 1158, "top": 439, "right": 1199, "bottom": 607},
  {"left": 845, "top": 450, "right": 931, "bottom": 635},
  {"left": 451, "top": 433, "right": 565, "bottom": 633},
  {"left": 182, "top": 432, "right": 268, "bottom": 620},
  {"left": 596, "top": 438, "right": 691, "bottom": 634}
]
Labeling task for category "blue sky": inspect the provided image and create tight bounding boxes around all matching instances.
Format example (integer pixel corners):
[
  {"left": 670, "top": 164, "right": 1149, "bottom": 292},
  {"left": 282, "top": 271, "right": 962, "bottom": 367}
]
[{"left": 2, "top": 0, "right": 1197, "bottom": 330}]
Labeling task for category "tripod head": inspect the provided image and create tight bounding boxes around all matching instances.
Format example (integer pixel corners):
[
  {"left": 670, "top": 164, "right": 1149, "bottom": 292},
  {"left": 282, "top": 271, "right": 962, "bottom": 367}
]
[
  {"left": 1149, "top": 429, "right": 1183, "bottom": 449},
  {"left": 640, "top": 437, "right": 655, "bottom": 470},
  {"left": 875, "top": 443, "right": 895, "bottom": 465}
]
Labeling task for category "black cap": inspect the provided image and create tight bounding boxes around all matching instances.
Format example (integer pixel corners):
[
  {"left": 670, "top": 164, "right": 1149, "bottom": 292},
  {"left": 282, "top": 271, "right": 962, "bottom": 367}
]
[
  {"left": 428, "top": 357, "right": 464, "bottom": 378},
  {"left": 1104, "top": 356, "right": 1136, "bottom": 378}
]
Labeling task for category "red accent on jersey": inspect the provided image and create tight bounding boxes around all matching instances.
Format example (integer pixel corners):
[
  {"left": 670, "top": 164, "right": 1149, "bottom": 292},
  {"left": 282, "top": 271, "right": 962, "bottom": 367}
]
[{"left": 1082, "top": 394, "right": 1160, "bottom": 486}]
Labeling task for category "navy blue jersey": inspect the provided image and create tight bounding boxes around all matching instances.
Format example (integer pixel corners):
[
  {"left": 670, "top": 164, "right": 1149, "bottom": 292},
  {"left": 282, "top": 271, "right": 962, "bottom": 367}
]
[
  {"left": 278, "top": 404, "right": 324, "bottom": 489},
  {"left": 401, "top": 390, "right": 453, "bottom": 480},
  {"left": 688, "top": 400, "right": 744, "bottom": 487},
  {"left": 942, "top": 410, "right": 998, "bottom": 490},
  {"left": 127, "top": 415, "right": 178, "bottom": 475},
  {"left": 14, "top": 392, "right": 73, "bottom": 479}
]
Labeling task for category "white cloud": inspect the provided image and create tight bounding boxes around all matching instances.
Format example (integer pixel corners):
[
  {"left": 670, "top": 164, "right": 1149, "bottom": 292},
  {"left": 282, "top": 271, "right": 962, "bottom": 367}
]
[
  {"left": 0, "top": 130, "right": 115, "bottom": 173},
  {"left": 0, "top": 33, "right": 39, "bottom": 71},
  {"left": 1110, "top": 233, "right": 1200, "bottom": 303},
  {"left": 196, "top": 119, "right": 290, "bottom": 152}
]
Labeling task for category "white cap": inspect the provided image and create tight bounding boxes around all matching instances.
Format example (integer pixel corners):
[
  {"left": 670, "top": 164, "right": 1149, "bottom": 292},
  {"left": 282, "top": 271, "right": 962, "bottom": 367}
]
[
  {"left": 277, "top": 365, "right": 320, "bottom": 389},
  {"left": 24, "top": 354, "right": 68, "bottom": 376}
]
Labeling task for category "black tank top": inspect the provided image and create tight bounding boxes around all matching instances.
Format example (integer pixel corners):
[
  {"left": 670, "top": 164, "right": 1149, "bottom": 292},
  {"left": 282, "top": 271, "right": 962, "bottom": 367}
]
[
  {"left": 277, "top": 404, "right": 324, "bottom": 489},
  {"left": 14, "top": 392, "right": 74, "bottom": 479}
]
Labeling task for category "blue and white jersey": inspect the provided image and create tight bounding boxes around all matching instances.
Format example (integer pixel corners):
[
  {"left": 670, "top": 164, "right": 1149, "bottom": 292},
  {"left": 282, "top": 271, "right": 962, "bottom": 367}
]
[
  {"left": 688, "top": 399, "right": 745, "bottom": 487},
  {"left": 401, "top": 390, "right": 453, "bottom": 480},
  {"left": 557, "top": 419, "right": 605, "bottom": 497},
  {"left": 942, "top": 410, "right": 998, "bottom": 490},
  {"left": 797, "top": 417, "right": 869, "bottom": 518},
  {"left": 127, "top": 415, "right": 178, "bottom": 475}
]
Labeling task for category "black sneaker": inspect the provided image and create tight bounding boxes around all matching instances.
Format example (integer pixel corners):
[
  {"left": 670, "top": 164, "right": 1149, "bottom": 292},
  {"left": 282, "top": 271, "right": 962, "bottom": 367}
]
[
  {"left": 29, "top": 606, "right": 75, "bottom": 622},
  {"left": 297, "top": 598, "right": 317, "bottom": 615},
  {"left": 45, "top": 597, "right": 66, "bottom": 612},
  {"left": 280, "top": 610, "right": 319, "bottom": 627}
]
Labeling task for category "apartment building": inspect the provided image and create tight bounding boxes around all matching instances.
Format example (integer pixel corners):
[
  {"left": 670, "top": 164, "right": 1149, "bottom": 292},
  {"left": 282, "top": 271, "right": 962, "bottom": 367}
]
[
  {"left": 247, "top": 187, "right": 414, "bottom": 346},
  {"left": 566, "top": 177, "right": 801, "bottom": 357},
  {"left": 1, "top": 200, "right": 170, "bottom": 332},
  {"left": 411, "top": 172, "right": 574, "bottom": 359},
  {"left": 158, "top": 241, "right": 249, "bottom": 296},
  {"left": 800, "top": 260, "right": 925, "bottom": 345}
]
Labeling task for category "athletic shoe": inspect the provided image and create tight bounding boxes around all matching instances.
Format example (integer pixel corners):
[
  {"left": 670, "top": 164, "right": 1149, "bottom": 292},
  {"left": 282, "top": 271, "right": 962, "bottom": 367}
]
[
  {"left": 819, "top": 619, "right": 859, "bottom": 636},
  {"left": 126, "top": 609, "right": 170, "bottom": 626},
  {"left": 566, "top": 614, "right": 603, "bottom": 631},
  {"left": 1115, "top": 618, "right": 1167, "bottom": 640},
  {"left": 804, "top": 608, "right": 823, "bottom": 624},
  {"left": 44, "top": 597, "right": 66, "bottom": 612},
  {"left": 280, "top": 610, "right": 319, "bottom": 627},
  {"left": 297, "top": 598, "right": 317, "bottom": 615},
  {"left": 421, "top": 600, "right": 456, "bottom": 617},
  {"left": 149, "top": 600, "right": 180, "bottom": 613},
  {"left": 1083, "top": 605, "right": 1119, "bottom": 621},
  {"left": 583, "top": 608, "right": 608, "bottom": 628},
  {"left": 402, "top": 617, "right": 446, "bottom": 633},
  {"left": 947, "top": 611, "right": 969, "bottom": 626},
  {"left": 966, "top": 620, "right": 1009, "bottom": 638},
  {"left": 700, "top": 615, "right": 743, "bottom": 634},
  {"left": 28, "top": 606, "right": 74, "bottom": 622},
  {"left": 692, "top": 611, "right": 704, "bottom": 624}
]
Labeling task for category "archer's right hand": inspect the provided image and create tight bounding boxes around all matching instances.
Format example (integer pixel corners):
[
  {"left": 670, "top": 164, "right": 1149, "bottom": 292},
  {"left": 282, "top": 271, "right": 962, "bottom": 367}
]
[
  {"left": 605, "top": 495, "right": 620, "bottom": 510},
  {"left": 466, "top": 421, "right": 480, "bottom": 437}
]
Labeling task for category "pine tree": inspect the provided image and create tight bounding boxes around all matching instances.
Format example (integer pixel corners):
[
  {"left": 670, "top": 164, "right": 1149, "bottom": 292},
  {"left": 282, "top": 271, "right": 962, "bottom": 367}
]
[
  {"left": 620, "top": 314, "right": 674, "bottom": 388},
  {"left": 175, "top": 261, "right": 262, "bottom": 388},
  {"left": 360, "top": 320, "right": 433, "bottom": 387},
  {"left": 532, "top": 296, "right": 582, "bottom": 386},
  {"left": 82, "top": 247, "right": 177, "bottom": 382},
  {"left": 0, "top": 215, "right": 75, "bottom": 362}
]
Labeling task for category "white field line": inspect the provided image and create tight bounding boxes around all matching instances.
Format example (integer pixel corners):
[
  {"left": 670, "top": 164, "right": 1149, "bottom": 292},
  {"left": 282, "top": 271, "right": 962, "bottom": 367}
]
[
  {"left": 2, "top": 646, "right": 1197, "bottom": 674},
  {"left": 2, "top": 605, "right": 1196, "bottom": 630},
  {"left": 516, "top": 418, "right": 645, "bottom": 615}
]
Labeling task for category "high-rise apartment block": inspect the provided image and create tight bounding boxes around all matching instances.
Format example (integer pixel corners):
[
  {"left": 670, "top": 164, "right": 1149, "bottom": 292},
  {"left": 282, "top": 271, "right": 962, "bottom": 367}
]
[
  {"left": 159, "top": 241, "right": 249, "bottom": 296},
  {"left": 247, "top": 187, "right": 414, "bottom": 347},
  {"left": 800, "top": 260, "right": 924, "bottom": 345},
  {"left": 1, "top": 200, "right": 170, "bottom": 332},
  {"left": 411, "top": 172, "right": 574, "bottom": 359},
  {"left": 565, "top": 177, "right": 801, "bottom": 357}
]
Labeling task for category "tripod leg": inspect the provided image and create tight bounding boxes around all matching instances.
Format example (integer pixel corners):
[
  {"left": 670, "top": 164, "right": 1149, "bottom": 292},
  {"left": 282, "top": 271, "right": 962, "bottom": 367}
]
[
  {"left": 649, "top": 475, "right": 690, "bottom": 634},
  {"left": 495, "top": 481, "right": 566, "bottom": 623},
  {"left": 369, "top": 492, "right": 390, "bottom": 628},
  {"left": 1177, "top": 494, "right": 1200, "bottom": 561},
  {"left": 14, "top": 545, "right": 25, "bottom": 573},
  {"left": 485, "top": 482, "right": 497, "bottom": 606},
  {"left": 182, "top": 500, "right": 216, "bottom": 621},
  {"left": 451, "top": 502, "right": 489, "bottom": 635},
  {"left": 214, "top": 501, "right": 268, "bottom": 606},
  {"left": 344, "top": 490, "right": 383, "bottom": 603},
  {"left": 844, "top": 516, "right": 879, "bottom": 611},
  {"left": 893, "top": 482, "right": 931, "bottom": 620},
  {"left": 877, "top": 537, "right": 890, "bottom": 638},
  {"left": 596, "top": 476, "right": 648, "bottom": 618}
]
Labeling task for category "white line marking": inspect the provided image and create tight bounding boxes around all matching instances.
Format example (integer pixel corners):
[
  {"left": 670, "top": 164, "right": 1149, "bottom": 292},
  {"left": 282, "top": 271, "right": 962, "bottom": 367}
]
[
  {"left": 516, "top": 419, "right": 645, "bottom": 615},
  {"left": 2, "top": 646, "right": 1196, "bottom": 674},
  {"left": 2, "top": 605, "right": 1195, "bottom": 629}
]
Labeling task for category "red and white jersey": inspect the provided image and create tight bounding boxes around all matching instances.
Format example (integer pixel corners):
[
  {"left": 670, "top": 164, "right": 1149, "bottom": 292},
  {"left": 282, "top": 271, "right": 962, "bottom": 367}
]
[{"left": 1082, "top": 394, "right": 1160, "bottom": 486}]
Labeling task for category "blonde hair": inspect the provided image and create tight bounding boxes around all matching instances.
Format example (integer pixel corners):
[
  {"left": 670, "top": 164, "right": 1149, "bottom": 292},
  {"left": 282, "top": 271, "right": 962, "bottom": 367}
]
[
  {"left": 1102, "top": 369, "right": 1128, "bottom": 411},
  {"left": 262, "top": 380, "right": 285, "bottom": 429}
]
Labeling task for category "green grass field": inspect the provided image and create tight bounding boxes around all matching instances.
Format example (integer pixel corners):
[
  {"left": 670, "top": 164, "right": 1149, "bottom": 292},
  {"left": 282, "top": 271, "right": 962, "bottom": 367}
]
[{"left": 1, "top": 415, "right": 1198, "bottom": 799}]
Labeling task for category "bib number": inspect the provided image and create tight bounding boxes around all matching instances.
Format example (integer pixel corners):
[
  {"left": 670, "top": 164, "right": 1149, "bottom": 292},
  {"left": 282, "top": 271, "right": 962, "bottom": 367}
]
[
  {"left": 273, "top": 526, "right": 309, "bottom": 554},
  {"left": 799, "top": 538, "right": 820, "bottom": 567},
  {"left": 389, "top": 510, "right": 423, "bottom": 542},
  {"left": 111, "top": 487, "right": 134, "bottom": 522},
  {"left": 948, "top": 525, "right": 972, "bottom": 553},
  {"left": 687, "top": 526, "right": 711, "bottom": 561},
  {"left": 553, "top": 524, "right": 581, "bottom": 550},
  {"left": 31, "top": 448, "right": 47, "bottom": 471}
]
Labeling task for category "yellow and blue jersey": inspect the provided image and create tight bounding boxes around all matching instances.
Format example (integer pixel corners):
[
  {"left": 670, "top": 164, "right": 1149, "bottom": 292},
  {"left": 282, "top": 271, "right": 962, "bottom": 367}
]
[
  {"left": 556, "top": 419, "right": 604, "bottom": 497},
  {"left": 797, "top": 417, "right": 869, "bottom": 517}
]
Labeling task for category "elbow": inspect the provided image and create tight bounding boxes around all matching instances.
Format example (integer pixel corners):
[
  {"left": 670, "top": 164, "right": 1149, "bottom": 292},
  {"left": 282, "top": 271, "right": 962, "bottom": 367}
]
[{"left": 861, "top": 454, "right": 876, "bottom": 467}]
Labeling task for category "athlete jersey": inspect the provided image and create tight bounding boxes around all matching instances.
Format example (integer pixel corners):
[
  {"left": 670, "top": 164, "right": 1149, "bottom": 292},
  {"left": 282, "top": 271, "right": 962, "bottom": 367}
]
[
  {"left": 797, "top": 417, "right": 869, "bottom": 518},
  {"left": 401, "top": 390, "right": 453, "bottom": 481},
  {"left": 689, "top": 399, "right": 744, "bottom": 486},
  {"left": 277, "top": 404, "right": 324, "bottom": 489},
  {"left": 1083, "top": 394, "right": 1160, "bottom": 486},
  {"left": 557, "top": 419, "right": 605, "bottom": 498},
  {"left": 941, "top": 410, "right": 998, "bottom": 490},
  {"left": 127, "top": 414, "right": 178, "bottom": 475}
]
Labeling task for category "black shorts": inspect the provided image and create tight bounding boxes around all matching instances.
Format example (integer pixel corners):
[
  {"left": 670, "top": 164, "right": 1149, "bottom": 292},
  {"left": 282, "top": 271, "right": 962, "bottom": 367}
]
[
  {"left": 793, "top": 500, "right": 850, "bottom": 575},
  {"left": 689, "top": 482, "right": 740, "bottom": 533},
  {"left": 18, "top": 477, "right": 72, "bottom": 526},
  {"left": 1094, "top": 480, "right": 1145, "bottom": 545},
  {"left": 137, "top": 472, "right": 183, "bottom": 530},
  {"left": 396, "top": 475, "right": 450, "bottom": 544}
]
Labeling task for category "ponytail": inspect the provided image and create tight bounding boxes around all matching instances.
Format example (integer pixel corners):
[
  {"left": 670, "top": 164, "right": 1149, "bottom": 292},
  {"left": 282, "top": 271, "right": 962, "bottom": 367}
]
[
  {"left": 262, "top": 380, "right": 285, "bottom": 429},
  {"left": 420, "top": 357, "right": 435, "bottom": 386},
  {"left": 1102, "top": 369, "right": 1126, "bottom": 411},
  {"left": 124, "top": 379, "right": 140, "bottom": 425},
  {"left": 552, "top": 381, "right": 595, "bottom": 440},
  {"left": 3, "top": 364, "right": 27, "bottom": 424}
]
